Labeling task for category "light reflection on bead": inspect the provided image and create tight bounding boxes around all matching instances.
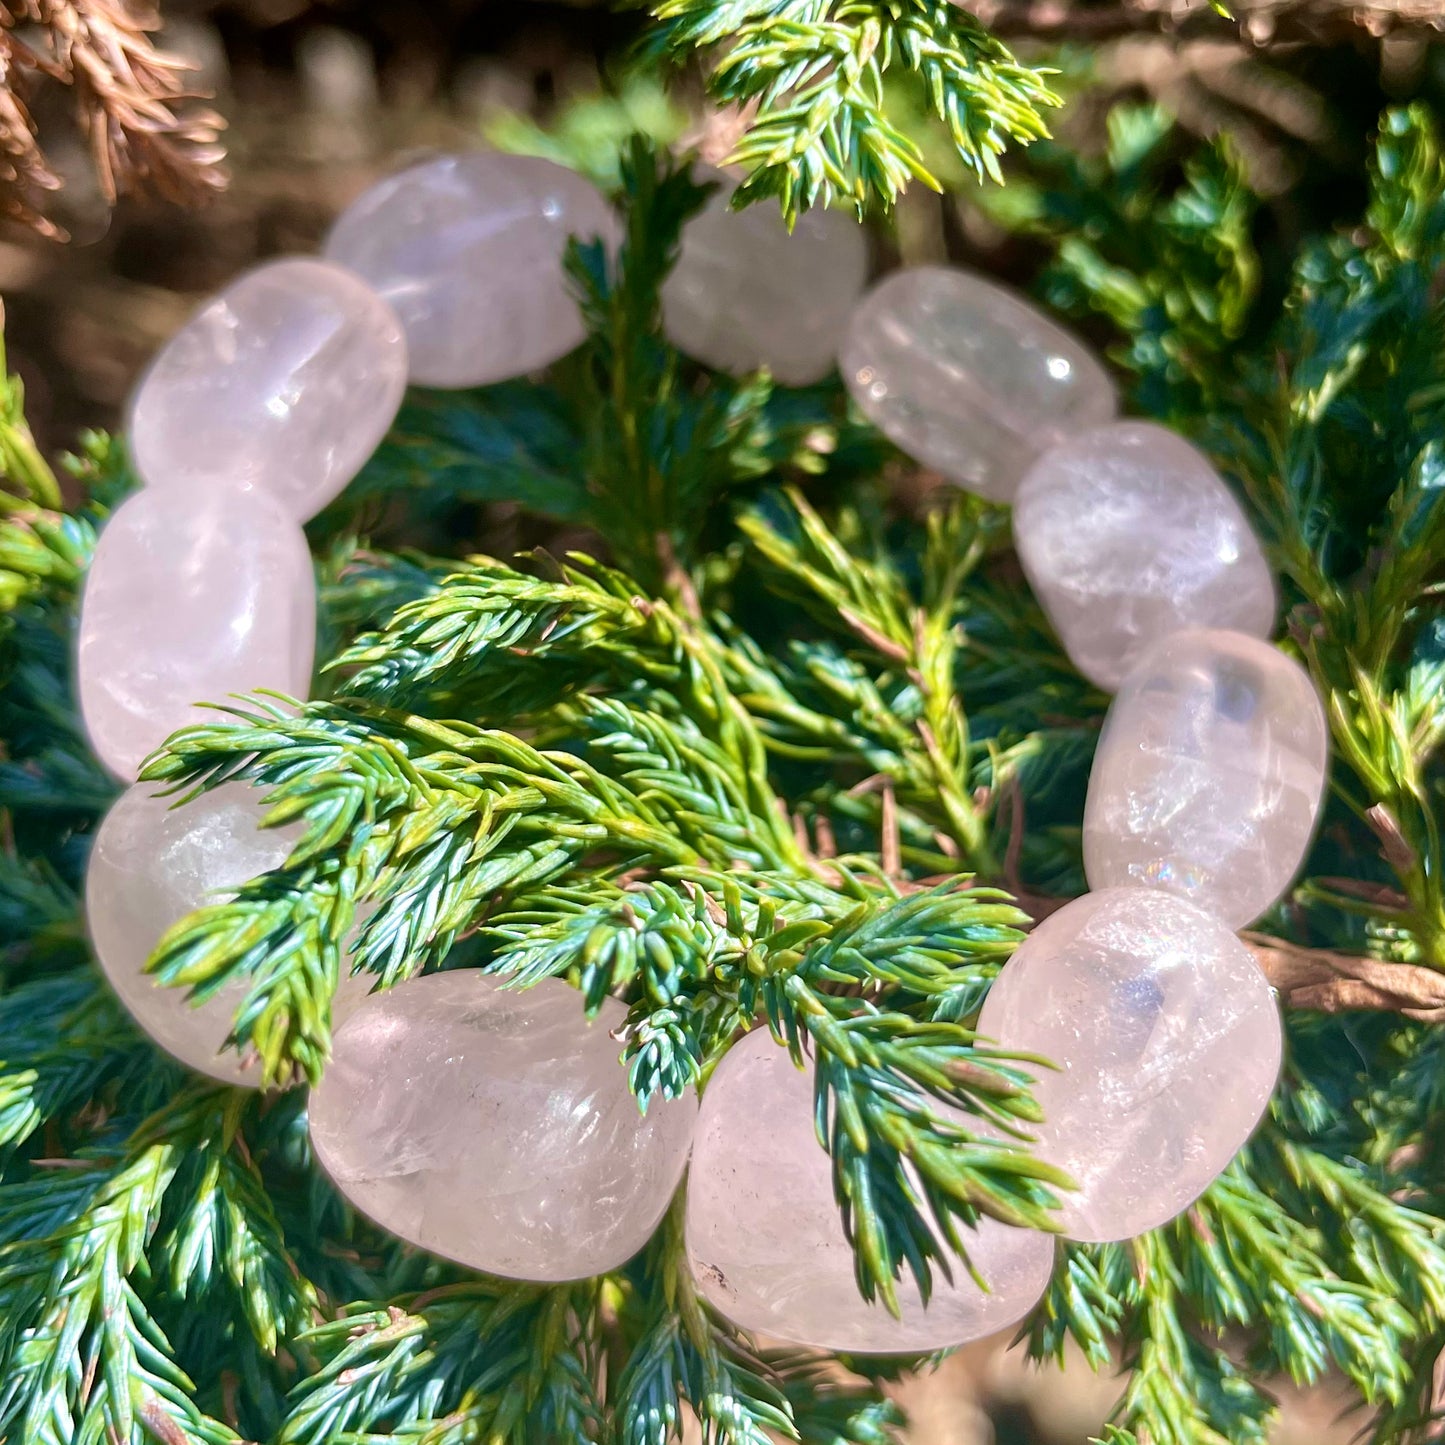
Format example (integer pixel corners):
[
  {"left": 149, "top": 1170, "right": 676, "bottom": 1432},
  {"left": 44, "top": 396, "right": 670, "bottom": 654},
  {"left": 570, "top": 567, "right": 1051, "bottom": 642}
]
[
  {"left": 977, "top": 889, "right": 1282, "bottom": 1243},
  {"left": 1084, "top": 629, "right": 1329, "bottom": 926},
  {"left": 128, "top": 257, "right": 407, "bottom": 521},
  {"left": 839, "top": 265, "right": 1116, "bottom": 502},
  {"left": 325, "top": 152, "right": 618, "bottom": 388},
  {"left": 87, "top": 782, "right": 301, "bottom": 1085},
  {"left": 1012, "top": 421, "right": 1277, "bottom": 690},
  {"left": 662, "top": 168, "right": 868, "bottom": 385},
  {"left": 310, "top": 973, "right": 696, "bottom": 1280},
  {"left": 77, "top": 487, "right": 316, "bottom": 781}
]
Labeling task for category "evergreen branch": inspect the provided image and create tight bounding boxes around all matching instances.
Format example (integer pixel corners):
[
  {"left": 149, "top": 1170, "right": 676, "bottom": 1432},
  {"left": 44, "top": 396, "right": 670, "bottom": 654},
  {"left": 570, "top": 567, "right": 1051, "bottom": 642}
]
[
  {"left": 790, "top": 978, "right": 1069, "bottom": 1312},
  {"left": 617, "top": 1199, "right": 797, "bottom": 1445},
  {"left": 739, "top": 488, "right": 1001, "bottom": 870},
  {"left": 642, "top": 0, "right": 1059, "bottom": 220},
  {"left": 0, "top": 307, "right": 61, "bottom": 511},
  {"left": 769, "top": 1354, "right": 904, "bottom": 1444},
  {"left": 337, "top": 381, "right": 591, "bottom": 525},
  {"left": 0, "top": 506, "right": 92, "bottom": 610},
  {"left": 563, "top": 141, "right": 787, "bottom": 586},
  {"left": 1109, "top": 1234, "right": 1275, "bottom": 1445},
  {"left": 138, "top": 695, "right": 703, "bottom": 1085},
  {"left": 0, "top": 852, "right": 90, "bottom": 976},
  {"left": 0, "top": 972, "right": 152, "bottom": 1156},
  {"left": 279, "top": 1281, "right": 601, "bottom": 1445},
  {"left": 150, "top": 1109, "right": 319, "bottom": 1359},
  {"left": 0, "top": 1087, "right": 244, "bottom": 1445},
  {"left": 334, "top": 555, "right": 678, "bottom": 718}
]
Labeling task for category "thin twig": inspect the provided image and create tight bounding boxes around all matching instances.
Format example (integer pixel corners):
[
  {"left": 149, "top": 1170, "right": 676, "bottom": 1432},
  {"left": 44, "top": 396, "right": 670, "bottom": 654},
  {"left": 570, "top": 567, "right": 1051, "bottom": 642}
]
[{"left": 1011, "top": 885, "right": 1445, "bottom": 1018}]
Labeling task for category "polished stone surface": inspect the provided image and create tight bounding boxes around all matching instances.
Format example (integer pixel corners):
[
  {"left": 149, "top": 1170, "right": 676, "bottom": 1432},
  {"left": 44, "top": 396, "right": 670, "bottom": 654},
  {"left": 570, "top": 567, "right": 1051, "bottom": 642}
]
[
  {"left": 309, "top": 973, "right": 696, "bottom": 1279},
  {"left": 86, "top": 782, "right": 301, "bottom": 1085},
  {"left": 686, "top": 1028, "right": 1055, "bottom": 1351},
  {"left": 977, "top": 889, "right": 1281, "bottom": 1243},
  {"left": 662, "top": 170, "right": 868, "bottom": 384},
  {"left": 129, "top": 258, "right": 407, "bottom": 520},
  {"left": 77, "top": 487, "right": 316, "bottom": 781},
  {"left": 1085, "top": 630, "right": 1329, "bottom": 926},
  {"left": 325, "top": 151, "right": 618, "bottom": 387},
  {"left": 1012, "top": 422, "right": 1277, "bottom": 690},
  {"left": 840, "top": 265, "right": 1116, "bottom": 501}
]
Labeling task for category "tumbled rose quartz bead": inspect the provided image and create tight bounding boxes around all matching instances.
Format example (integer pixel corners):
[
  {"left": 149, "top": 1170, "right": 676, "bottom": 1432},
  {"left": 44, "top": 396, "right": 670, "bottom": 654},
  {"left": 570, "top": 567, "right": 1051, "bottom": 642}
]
[
  {"left": 77, "top": 486, "right": 316, "bottom": 781},
  {"left": 661, "top": 169, "right": 868, "bottom": 385},
  {"left": 686, "top": 1028, "right": 1055, "bottom": 1352},
  {"left": 128, "top": 258, "right": 407, "bottom": 521},
  {"left": 86, "top": 782, "right": 301, "bottom": 1085},
  {"left": 977, "top": 889, "right": 1281, "bottom": 1243},
  {"left": 1012, "top": 421, "right": 1277, "bottom": 691},
  {"left": 1084, "top": 629, "right": 1329, "bottom": 928},
  {"left": 324, "top": 152, "right": 619, "bottom": 388},
  {"left": 309, "top": 973, "right": 696, "bottom": 1280},
  {"left": 839, "top": 266, "right": 1116, "bottom": 502}
]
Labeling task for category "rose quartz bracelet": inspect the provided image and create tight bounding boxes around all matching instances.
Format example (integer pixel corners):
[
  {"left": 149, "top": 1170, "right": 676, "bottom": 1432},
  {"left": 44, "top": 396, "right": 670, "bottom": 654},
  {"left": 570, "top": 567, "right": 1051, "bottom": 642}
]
[{"left": 77, "top": 151, "right": 1327, "bottom": 1355}]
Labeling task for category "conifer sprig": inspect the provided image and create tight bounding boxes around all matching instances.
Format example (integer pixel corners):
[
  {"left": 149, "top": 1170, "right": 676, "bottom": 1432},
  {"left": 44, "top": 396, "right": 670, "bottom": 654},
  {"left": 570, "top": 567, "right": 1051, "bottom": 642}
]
[{"left": 642, "top": 0, "right": 1060, "bottom": 220}]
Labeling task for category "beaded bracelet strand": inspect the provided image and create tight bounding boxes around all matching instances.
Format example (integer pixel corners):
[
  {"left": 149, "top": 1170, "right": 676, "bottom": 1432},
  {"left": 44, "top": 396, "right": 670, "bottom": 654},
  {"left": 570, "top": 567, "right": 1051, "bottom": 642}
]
[{"left": 78, "top": 150, "right": 1327, "bottom": 1356}]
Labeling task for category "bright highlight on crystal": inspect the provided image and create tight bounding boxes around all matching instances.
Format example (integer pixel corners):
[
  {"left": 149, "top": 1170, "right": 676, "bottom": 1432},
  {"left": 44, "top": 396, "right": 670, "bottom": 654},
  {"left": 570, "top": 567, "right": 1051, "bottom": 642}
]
[
  {"left": 86, "top": 782, "right": 300, "bottom": 1085},
  {"left": 309, "top": 973, "right": 696, "bottom": 1280},
  {"left": 128, "top": 257, "right": 408, "bottom": 521},
  {"left": 77, "top": 486, "right": 316, "bottom": 780},
  {"left": 662, "top": 168, "right": 868, "bottom": 385},
  {"left": 325, "top": 152, "right": 618, "bottom": 388},
  {"left": 1085, "top": 629, "right": 1330, "bottom": 926},
  {"left": 977, "top": 888, "right": 1282, "bottom": 1243},
  {"left": 839, "top": 265, "right": 1116, "bottom": 502},
  {"left": 1012, "top": 421, "right": 1277, "bottom": 690},
  {"left": 685, "top": 1028, "right": 1056, "bottom": 1352}
]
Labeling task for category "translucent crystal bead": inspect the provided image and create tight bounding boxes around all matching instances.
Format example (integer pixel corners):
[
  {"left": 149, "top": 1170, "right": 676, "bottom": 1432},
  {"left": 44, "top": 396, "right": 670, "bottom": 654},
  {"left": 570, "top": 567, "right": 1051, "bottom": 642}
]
[
  {"left": 977, "top": 889, "right": 1281, "bottom": 1243},
  {"left": 309, "top": 973, "right": 696, "bottom": 1280},
  {"left": 686, "top": 1028, "right": 1055, "bottom": 1351},
  {"left": 839, "top": 266, "right": 1116, "bottom": 502},
  {"left": 1012, "top": 422, "right": 1277, "bottom": 690},
  {"left": 77, "top": 487, "right": 316, "bottom": 781},
  {"left": 324, "top": 152, "right": 618, "bottom": 388},
  {"left": 662, "top": 170, "right": 868, "bottom": 384},
  {"left": 86, "top": 782, "right": 301, "bottom": 1085},
  {"left": 1084, "top": 629, "right": 1329, "bottom": 927},
  {"left": 128, "top": 257, "right": 408, "bottom": 520}
]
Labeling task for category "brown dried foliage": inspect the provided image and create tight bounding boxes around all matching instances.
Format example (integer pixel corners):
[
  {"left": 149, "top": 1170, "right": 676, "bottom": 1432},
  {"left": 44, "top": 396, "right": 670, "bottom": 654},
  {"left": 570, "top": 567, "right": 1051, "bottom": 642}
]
[{"left": 0, "top": 0, "right": 225, "bottom": 239}]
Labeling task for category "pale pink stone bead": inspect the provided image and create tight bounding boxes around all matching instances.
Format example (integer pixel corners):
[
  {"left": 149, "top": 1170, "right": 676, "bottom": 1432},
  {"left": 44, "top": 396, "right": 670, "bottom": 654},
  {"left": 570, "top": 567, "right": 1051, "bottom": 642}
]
[
  {"left": 1084, "top": 629, "right": 1329, "bottom": 928},
  {"left": 324, "top": 152, "right": 619, "bottom": 388},
  {"left": 77, "top": 487, "right": 316, "bottom": 781},
  {"left": 1012, "top": 421, "right": 1277, "bottom": 691},
  {"left": 309, "top": 973, "right": 696, "bottom": 1280},
  {"left": 686, "top": 1028, "right": 1055, "bottom": 1352},
  {"left": 86, "top": 782, "right": 301, "bottom": 1085},
  {"left": 840, "top": 266, "right": 1116, "bottom": 502},
  {"left": 977, "top": 889, "right": 1281, "bottom": 1243},
  {"left": 662, "top": 169, "right": 868, "bottom": 385},
  {"left": 128, "top": 258, "right": 407, "bottom": 521}
]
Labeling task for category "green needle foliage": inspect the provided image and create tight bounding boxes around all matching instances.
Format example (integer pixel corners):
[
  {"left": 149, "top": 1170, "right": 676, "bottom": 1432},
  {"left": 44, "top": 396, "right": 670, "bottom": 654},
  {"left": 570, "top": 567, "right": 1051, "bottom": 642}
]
[
  {"left": 3, "top": 102, "right": 1445, "bottom": 1445},
  {"left": 640, "top": 0, "right": 1060, "bottom": 219}
]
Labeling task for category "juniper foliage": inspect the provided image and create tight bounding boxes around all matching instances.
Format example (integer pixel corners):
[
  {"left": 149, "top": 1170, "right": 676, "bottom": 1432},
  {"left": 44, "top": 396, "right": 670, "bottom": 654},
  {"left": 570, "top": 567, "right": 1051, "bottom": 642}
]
[
  {"left": 639, "top": 0, "right": 1060, "bottom": 220},
  {"left": 1, "top": 107, "right": 1445, "bottom": 1444}
]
